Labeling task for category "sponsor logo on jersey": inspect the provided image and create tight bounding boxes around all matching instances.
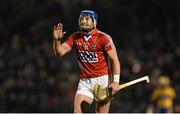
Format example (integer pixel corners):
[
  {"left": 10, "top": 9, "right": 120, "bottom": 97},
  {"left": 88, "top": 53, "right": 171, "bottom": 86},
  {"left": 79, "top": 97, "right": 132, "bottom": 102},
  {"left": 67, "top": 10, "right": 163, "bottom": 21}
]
[{"left": 79, "top": 51, "right": 98, "bottom": 63}]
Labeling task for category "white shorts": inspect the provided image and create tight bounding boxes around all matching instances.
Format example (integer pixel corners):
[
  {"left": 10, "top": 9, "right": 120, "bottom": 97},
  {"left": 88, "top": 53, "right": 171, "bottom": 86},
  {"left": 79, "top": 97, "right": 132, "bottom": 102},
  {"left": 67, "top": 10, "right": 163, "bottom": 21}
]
[{"left": 76, "top": 75, "right": 109, "bottom": 99}]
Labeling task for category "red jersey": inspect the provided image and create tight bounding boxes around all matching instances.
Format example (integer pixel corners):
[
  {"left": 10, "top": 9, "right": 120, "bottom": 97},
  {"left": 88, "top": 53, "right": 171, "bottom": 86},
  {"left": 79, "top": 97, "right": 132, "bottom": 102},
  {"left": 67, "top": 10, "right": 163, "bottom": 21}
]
[{"left": 65, "top": 28, "right": 115, "bottom": 78}]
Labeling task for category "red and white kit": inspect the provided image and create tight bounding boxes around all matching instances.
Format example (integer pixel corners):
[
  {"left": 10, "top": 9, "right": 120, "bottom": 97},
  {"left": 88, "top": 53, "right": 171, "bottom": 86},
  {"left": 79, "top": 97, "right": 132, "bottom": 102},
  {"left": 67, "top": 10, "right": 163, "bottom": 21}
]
[{"left": 66, "top": 28, "right": 115, "bottom": 79}]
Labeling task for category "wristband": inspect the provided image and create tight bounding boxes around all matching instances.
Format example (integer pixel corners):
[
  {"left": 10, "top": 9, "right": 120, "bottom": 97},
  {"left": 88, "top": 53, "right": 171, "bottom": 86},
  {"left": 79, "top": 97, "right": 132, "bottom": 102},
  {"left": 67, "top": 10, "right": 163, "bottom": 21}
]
[{"left": 113, "top": 74, "right": 120, "bottom": 82}]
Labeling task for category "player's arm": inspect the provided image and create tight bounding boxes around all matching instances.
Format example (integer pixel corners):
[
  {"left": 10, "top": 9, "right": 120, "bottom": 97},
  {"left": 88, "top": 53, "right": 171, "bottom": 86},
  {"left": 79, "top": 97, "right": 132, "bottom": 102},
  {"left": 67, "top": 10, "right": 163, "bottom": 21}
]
[
  {"left": 53, "top": 23, "right": 72, "bottom": 57},
  {"left": 107, "top": 47, "right": 121, "bottom": 94},
  {"left": 146, "top": 90, "right": 157, "bottom": 113},
  {"left": 107, "top": 48, "right": 121, "bottom": 81},
  {"left": 101, "top": 34, "right": 120, "bottom": 93},
  {"left": 53, "top": 41, "right": 72, "bottom": 57}
]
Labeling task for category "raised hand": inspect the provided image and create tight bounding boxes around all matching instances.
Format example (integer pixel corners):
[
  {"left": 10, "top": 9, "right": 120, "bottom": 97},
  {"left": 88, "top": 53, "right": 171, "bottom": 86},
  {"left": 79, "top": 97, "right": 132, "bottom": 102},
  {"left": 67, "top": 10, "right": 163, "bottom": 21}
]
[{"left": 53, "top": 23, "right": 66, "bottom": 40}]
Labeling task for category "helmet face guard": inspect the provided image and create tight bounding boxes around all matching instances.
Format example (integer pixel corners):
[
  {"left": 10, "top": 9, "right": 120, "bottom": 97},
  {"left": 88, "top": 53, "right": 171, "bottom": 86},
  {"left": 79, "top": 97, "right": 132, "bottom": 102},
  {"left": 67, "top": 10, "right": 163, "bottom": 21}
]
[{"left": 79, "top": 10, "right": 98, "bottom": 32}]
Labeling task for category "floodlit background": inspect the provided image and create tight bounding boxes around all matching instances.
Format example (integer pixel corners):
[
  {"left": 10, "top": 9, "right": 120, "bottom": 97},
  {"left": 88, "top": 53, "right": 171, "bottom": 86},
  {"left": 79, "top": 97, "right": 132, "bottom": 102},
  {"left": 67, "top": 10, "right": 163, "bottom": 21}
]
[{"left": 0, "top": 0, "right": 180, "bottom": 113}]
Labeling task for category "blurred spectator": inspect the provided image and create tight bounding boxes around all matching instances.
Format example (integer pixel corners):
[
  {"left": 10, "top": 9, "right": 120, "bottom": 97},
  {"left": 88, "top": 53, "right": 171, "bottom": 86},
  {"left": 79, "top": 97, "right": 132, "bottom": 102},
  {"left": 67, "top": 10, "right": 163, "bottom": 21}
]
[{"left": 147, "top": 76, "right": 176, "bottom": 113}]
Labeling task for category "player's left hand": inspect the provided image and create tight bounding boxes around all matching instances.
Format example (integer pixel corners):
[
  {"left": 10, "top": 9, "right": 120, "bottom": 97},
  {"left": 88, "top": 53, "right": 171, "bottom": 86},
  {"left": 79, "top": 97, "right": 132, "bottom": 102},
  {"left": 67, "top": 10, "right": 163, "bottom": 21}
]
[{"left": 109, "top": 82, "right": 119, "bottom": 95}]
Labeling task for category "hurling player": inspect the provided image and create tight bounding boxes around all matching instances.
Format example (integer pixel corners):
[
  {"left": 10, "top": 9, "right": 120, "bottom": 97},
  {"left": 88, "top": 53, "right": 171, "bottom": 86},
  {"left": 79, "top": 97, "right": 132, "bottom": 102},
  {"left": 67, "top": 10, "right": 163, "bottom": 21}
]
[{"left": 53, "top": 10, "right": 121, "bottom": 113}]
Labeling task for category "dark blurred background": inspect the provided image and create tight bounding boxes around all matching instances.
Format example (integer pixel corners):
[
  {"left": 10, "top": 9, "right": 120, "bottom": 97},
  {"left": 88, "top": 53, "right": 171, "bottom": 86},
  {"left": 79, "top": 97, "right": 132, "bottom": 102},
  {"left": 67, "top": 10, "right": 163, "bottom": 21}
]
[{"left": 0, "top": 0, "right": 180, "bottom": 113}]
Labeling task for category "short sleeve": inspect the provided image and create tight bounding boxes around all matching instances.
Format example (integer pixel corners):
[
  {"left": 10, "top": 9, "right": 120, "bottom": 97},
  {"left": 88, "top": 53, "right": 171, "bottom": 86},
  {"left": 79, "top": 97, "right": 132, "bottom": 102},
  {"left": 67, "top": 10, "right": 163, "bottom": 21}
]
[
  {"left": 65, "top": 34, "right": 74, "bottom": 48},
  {"left": 101, "top": 34, "right": 115, "bottom": 52}
]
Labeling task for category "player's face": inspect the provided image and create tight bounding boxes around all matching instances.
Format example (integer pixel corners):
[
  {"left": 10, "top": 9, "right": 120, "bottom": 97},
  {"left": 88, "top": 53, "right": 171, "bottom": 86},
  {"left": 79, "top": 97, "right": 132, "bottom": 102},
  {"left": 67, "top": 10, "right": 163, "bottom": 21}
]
[{"left": 79, "top": 16, "right": 94, "bottom": 32}]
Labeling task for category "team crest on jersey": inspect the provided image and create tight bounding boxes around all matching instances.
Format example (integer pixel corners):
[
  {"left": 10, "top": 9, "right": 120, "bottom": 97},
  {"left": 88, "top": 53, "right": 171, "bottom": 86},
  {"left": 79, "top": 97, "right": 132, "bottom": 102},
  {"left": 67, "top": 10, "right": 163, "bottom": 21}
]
[
  {"left": 92, "top": 44, "right": 96, "bottom": 50},
  {"left": 79, "top": 51, "right": 98, "bottom": 63}
]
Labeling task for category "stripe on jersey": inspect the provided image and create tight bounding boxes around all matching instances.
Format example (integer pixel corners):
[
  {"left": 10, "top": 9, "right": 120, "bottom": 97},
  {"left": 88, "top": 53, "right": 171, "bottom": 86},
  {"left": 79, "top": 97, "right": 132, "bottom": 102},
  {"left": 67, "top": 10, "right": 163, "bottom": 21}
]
[{"left": 97, "top": 30, "right": 115, "bottom": 50}]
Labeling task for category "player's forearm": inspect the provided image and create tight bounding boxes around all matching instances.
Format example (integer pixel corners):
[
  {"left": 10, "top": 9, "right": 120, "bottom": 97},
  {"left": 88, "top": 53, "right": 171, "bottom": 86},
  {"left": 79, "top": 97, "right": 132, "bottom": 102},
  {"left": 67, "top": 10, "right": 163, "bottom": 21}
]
[
  {"left": 53, "top": 39, "right": 63, "bottom": 57},
  {"left": 112, "top": 61, "right": 120, "bottom": 75},
  {"left": 112, "top": 59, "right": 121, "bottom": 82}
]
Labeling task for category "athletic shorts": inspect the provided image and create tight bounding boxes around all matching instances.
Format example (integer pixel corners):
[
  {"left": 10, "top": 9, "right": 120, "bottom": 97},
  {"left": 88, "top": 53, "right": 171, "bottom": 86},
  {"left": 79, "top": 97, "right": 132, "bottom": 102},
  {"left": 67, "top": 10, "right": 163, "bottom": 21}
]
[{"left": 76, "top": 75, "right": 109, "bottom": 99}]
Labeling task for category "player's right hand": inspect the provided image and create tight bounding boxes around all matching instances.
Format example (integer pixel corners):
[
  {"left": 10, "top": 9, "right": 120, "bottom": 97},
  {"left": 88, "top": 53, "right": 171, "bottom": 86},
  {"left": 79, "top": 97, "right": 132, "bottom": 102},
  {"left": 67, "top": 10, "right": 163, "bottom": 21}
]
[
  {"left": 53, "top": 23, "right": 66, "bottom": 40},
  {"left": 109, "top": 82, "right": 119, "bottom": 95}
]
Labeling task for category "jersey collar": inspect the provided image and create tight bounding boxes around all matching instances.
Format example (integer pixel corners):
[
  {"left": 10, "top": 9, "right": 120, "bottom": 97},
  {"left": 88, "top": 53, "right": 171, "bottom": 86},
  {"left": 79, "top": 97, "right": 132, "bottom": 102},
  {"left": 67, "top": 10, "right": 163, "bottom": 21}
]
[{"left": 80, "top": 28, "right": 98, "bottom": 41}]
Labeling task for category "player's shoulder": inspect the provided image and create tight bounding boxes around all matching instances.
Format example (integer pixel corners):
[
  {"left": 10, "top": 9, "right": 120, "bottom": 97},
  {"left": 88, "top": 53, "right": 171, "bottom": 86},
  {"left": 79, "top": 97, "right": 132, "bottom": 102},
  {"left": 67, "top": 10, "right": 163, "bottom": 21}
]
[
  {"left": 96, "top": 29, "right": 112, "bottom": 39},
  {"left": 168, "top": 86, "right": 176, "bottom": 91}
]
